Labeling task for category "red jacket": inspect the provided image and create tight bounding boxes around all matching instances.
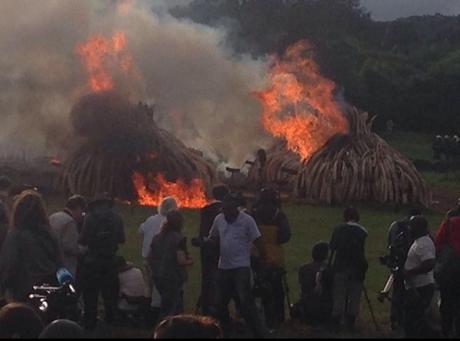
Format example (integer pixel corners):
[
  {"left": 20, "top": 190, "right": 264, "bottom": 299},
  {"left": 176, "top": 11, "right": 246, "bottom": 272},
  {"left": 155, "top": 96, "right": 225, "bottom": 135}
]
[{"left": 435, "top": 216, "right": 460, "bottom": 257}]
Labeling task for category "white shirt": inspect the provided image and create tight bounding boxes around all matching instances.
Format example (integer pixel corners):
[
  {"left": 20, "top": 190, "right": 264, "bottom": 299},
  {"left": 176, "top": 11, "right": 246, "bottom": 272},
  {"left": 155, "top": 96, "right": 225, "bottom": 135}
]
[
  {"left": 209, "top": 211, "right": 261, "bottom": 270},
  {"left": 118, "top": 267, "right": 146, "bottom": 311},
  {"left": 139, "top": 214, "right": 166, "bottom": 258},
  {"left": 404, "top": 235, "right": 436, "bottom": 289}
]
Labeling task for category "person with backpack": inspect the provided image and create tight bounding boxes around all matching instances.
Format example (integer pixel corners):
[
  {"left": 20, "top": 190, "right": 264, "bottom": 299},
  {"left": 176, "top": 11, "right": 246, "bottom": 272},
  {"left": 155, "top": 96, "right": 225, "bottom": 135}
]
[
  {"left": 329, "top": 207, "right": 368, "bottom": 332},
  {"left": 250, "top": 187, "right": 291, "bottom": 330},
  {"left": 434, "top": 199, "right": 460, "bottom": 337},
  {"left": 384, "top": 208, "right": 420, "bottom": 330},
  {"left": 296, "top": 241, "right": 333, "bottom": 325},
  {"left": 78, "top": 193, "right": 125, "bottom": 330}
]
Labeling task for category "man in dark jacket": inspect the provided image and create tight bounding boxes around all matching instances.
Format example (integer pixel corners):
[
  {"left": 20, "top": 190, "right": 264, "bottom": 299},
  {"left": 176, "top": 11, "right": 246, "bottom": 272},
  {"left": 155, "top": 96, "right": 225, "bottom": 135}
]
[
  {"left": 196, "top": 185, "right": 229, "bottom": 316},
  {"left": 251, "top": 187, "right": 291, "bottom": 329},
  {"left": 79, "top": 193, "right": 125, "bottom": 330},
  {"left": 329, "top": 207, "right": 368, "bottom": 332}
]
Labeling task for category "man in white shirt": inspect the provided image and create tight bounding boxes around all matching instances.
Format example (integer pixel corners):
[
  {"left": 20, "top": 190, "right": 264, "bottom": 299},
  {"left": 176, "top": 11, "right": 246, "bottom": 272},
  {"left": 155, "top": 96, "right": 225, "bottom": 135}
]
[
  {"left": 403, "top": 215, "right": 437, "bottom": 338},
  {"left": 208, "top": 194, "right": 266, "bottom": 338},
  {"left": 49, "top": 195, "right": 87, "bottom": 277}
]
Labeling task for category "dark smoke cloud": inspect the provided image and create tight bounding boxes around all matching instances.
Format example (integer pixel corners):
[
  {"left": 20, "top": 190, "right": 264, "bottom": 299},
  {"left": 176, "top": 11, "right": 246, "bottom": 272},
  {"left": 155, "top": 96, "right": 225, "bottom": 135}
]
[
  {"left": 361, "top": 0, "right": 460, "bottom": 21},
  {"left": 0, "top": 0, "right": 272, "bottom": 165}
]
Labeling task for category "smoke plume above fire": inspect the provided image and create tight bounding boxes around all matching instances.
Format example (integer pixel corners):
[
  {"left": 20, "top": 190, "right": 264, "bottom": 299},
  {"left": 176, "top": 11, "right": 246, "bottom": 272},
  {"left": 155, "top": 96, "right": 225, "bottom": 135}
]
[{"left": 0, "top": 0, "right": 270, "bottom": 164}]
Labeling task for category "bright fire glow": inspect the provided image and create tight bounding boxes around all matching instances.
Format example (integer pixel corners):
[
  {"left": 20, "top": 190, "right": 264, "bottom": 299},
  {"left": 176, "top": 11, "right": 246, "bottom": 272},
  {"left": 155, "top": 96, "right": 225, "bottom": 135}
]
[
  {"left": 254, "top": 40, "right": 349, "bottom": 160},
  {"left": 76, "top": 31, "right": 133, "bottom": 92},
  {"left": 132, "top": 171, "right": 208, "bottom": 209}
]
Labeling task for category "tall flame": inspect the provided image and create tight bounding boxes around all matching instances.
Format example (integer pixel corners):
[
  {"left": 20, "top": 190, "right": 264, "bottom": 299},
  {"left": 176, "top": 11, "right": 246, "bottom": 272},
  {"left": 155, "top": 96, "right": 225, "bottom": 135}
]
[
  {"left": 76, "top": 31, "right": 133, "bottom": 92},
  {"left": 254, "top": 40, "right": 348, "bottom": 161},
  {"left": 132, "top": 171, "right": 208, "bottom": 209}
]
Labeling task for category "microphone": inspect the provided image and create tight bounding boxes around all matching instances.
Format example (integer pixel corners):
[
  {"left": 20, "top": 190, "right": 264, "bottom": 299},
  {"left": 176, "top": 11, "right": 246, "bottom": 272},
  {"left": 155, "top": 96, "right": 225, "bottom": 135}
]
[{"left": 56, "top": 268, "right": 76, "bottom": 294}]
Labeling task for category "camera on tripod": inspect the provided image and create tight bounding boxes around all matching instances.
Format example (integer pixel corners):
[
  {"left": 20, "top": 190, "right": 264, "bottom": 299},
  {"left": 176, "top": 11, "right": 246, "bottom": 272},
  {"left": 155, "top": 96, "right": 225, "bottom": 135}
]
[{"left": 377, "top": 229, "right": 410, "bottom": 303}]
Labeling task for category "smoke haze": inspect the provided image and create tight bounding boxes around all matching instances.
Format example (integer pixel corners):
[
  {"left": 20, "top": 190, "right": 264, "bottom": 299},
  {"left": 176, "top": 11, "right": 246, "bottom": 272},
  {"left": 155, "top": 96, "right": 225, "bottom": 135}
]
[{"left": 0, "top": 0, "right": 271, "bottom": 165}]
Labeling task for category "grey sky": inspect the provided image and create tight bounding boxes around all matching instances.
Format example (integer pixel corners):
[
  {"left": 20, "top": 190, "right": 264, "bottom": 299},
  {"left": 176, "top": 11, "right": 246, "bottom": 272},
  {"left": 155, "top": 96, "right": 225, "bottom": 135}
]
[{"left": 361, "top": 0, "right": 460, "bottom": 21}]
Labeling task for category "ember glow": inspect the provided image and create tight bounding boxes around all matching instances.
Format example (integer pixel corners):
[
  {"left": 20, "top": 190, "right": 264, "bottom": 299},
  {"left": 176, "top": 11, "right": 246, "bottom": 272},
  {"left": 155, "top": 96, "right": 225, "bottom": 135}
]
[
  {"left": 132, "top": 171, "right": 208, "bottom": 209},
  {"left": 76, "top": 32, "right": 133, "bottom": 92},
  {"left": 254, "top": 40, "right": 349, "bottom": 161}
]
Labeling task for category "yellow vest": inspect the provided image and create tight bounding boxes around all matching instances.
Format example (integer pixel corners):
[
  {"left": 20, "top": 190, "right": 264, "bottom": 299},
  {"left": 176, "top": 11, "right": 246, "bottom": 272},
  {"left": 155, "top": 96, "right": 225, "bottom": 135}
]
[{"left": 252, "top": 223, "right": 285, "bottom": 268}]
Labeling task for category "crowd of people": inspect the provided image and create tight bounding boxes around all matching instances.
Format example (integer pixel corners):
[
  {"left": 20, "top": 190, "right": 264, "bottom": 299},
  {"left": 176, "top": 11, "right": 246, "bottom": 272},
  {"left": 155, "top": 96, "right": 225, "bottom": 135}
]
[
  {"left": 0, "top": 173, "right": 458, "bottom": 339},
  {"left": 432, "top": 134, "right": 460, "bottom": 163}
]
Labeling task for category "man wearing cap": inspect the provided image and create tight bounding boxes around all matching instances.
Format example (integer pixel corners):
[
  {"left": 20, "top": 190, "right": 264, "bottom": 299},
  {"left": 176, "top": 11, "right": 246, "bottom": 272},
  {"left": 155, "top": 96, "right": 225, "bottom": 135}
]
[
  {"left": 403, "top": 215, "right": 437, "bottom": 338},
  {"left": 207, "top": 193, "right": 266, "bottom": 338},
  {"left": 79, "top": 193, "right": 125, "bottom": 330},
  {"left": 49, "top": 195, "right": 87, "bottom": 277}
]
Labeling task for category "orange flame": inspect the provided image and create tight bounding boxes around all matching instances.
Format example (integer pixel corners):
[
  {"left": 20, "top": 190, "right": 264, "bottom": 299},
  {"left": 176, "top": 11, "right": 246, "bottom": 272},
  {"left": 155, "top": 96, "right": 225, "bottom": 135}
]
[
  {"left": 254, "top": 40, "right": 348, "bottom": 160},
  {"left": 76, "top": 31, "right": 134, "bottom": 92},
  {"left": 132, "top": 171, "right": 208, "bottom": 209}
]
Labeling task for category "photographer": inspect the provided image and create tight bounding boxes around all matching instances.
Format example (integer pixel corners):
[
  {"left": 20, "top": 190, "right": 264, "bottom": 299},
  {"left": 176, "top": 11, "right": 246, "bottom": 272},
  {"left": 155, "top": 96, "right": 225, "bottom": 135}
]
[
  {"left": 250, "top": 187, "right": 291, "bottom": 330},
  {"left": 434, "top": 199, "right": 460, "bottom": 337},
  {"left": 382, "top": 208, "right": 420, "bottom": 330},
  {"left": 329, "top": 207, "right": 368, "bottom": 332},
  {"left": 402, "top": 215, "right": 437, "bottom": 338}
]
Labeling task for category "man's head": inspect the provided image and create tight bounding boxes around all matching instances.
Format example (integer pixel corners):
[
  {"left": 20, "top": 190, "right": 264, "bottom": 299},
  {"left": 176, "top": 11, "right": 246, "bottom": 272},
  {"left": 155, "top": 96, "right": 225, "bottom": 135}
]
[
  {"left": 0, "top": 303, "right": 44, "bottom": 338},
  {"left": 212, "top": 185, "right": 229, "bottom": 202},
  {"left": 312, "top": 241, "right": 329, "bottom": 262},
  {"left": 409, "top": 215, "right": 429, "bottom": 239},
  {"left": 65, "top": 195, "right": 87, "bottom": 224},
  {"left": 222, "top": 193, "right": 240, "bottom": 223},
  {"left": 159, "top": 196, "right": 178, "bottom": 217},
  {"left": 258, "top": 187, "right": 280, "bottom": 207},
  {"left": 153, "top": 314, "right": 222, "bottom": 339},
  {"left": 343, "top": 207, "right": 360, "bottom": 223},
  {"left": 38, "top": 319, "right": 84, "bottom": 339},
  {"left": 408, "top": 208, "right": 422, "bottom": 219}
]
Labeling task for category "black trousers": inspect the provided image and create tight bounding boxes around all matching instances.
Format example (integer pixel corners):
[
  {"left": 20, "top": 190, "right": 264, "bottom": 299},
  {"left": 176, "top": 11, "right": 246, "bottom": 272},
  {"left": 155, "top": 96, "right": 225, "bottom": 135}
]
[
  {"left": 80, "top": 259, "right": 119, "bottom": 329},
  {"left": 439, "top": 268, "right": 460, "bottom": 337},
  {"left": 403, "top": 284, "right": 435, "bottom": 338},
  {"left": 154, "top": 279, "right": 184, "bottom": 320},
  {"left": 216, "top": 267, "right": 266, "bottom": 338},
  {"left": 260, "top": 267, "right": 285, "bottom": 328}
]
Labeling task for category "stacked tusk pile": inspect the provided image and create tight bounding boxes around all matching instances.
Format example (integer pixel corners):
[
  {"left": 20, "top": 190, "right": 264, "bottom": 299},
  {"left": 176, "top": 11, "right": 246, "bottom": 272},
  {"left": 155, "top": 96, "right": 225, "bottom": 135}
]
[
  {"left": 296, "top": 107, "right": 432, "bottom": 206},
  {"left": 58, "top": 91, "right": 215, "bottom": 201}
]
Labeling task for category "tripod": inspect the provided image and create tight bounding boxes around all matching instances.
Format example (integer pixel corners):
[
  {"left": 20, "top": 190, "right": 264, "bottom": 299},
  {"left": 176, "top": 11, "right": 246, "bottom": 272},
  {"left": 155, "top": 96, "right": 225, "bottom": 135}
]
[{"left": 363, "top": 285, "right": 382, "bottom": 333}]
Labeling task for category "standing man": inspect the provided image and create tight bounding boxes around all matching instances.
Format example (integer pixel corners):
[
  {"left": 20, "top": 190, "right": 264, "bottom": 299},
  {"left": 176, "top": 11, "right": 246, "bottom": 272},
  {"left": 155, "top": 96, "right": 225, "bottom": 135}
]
[
  {"left": 207, "top": 194, "right": 266, "bottom": 338},
  {"left": 49, "top": 195, "right": 87, "bottom": 277},
  {"left": 403, "top": 215, "right": 437, "bottom": 338},
  {"left": 79, "top": 193, "right": 125, "bottom": 330},
  {"left": 329, "top": 207, "right": 368, "bottom": 332},
  {"left": 384, "top": 208, "right": 420, "bottom": 330},
  {"left": 195, "top": 185, "right": 228, "bottom": 316},
  {"left": 250, "top": 187, "right": 291, "bottom": 330},
  {"left": 434, "top": 199, "right": 460, "bottom": 337}
]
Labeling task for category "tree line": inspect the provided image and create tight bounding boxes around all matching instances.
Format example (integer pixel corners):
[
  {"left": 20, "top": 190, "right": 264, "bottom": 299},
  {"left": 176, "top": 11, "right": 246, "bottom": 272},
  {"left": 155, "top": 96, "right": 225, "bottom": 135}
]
[{"left": 172, "top": 0, "right": 460, "bottom": 133}]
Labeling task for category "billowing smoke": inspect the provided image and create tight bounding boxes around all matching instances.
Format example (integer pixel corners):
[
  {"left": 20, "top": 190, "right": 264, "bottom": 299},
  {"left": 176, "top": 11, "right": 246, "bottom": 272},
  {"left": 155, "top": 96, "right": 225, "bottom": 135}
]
[{"left": 0, "top": 0, "right": 272, "bottom": 165}]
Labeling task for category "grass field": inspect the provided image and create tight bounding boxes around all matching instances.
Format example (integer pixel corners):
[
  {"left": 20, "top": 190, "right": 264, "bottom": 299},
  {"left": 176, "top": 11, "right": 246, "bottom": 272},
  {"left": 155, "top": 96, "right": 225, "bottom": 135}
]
[{"left": 43, "top": 130, "right": 456, "bottom": 337}]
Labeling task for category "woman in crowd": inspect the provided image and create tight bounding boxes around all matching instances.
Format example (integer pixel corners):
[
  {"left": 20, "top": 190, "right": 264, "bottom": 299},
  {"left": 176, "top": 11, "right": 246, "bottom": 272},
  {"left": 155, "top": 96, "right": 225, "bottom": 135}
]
[
  {"left": 148, "top": 210, "right": 193, "bottom": 319},
  {"left": 139, "top": 197, "right": 178, "bottom": 309},
  {"left": 0, "top": 190, "right": 62, "bottom": 302}
]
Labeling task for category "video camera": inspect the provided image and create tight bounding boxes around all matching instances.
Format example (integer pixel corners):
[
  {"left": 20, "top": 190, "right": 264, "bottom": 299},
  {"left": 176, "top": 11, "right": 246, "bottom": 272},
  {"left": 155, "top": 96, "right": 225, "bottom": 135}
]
[
  {"left": 379, "top": 230, "right": 409, "bottom": 273},
  {"left": 27, "top": 268, "right": 80, "bottom": 322}
]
